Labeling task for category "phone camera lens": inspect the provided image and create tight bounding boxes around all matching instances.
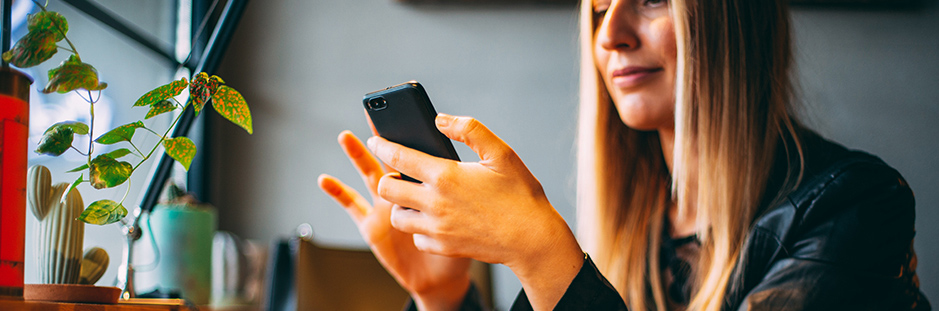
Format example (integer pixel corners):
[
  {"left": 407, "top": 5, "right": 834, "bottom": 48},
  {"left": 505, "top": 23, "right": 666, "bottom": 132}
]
[{"left": 368, "top": 97, "right": 388, "bottom": 111}]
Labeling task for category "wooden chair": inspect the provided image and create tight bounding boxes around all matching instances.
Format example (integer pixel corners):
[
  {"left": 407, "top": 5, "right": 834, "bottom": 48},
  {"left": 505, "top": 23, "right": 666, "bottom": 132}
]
[{"left": 265, "top": 238, "right": 491, "bottom": 311}]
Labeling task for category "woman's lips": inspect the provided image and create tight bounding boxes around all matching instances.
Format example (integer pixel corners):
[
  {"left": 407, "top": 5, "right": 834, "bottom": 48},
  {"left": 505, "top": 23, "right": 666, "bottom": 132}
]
[{"left": 611, "top": 66, "right": 663, "bottom": 88}]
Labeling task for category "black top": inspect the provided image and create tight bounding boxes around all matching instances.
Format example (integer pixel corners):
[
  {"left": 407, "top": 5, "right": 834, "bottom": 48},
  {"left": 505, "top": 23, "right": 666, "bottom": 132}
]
[
  {"left": 660, "top": 230, "right": 699, "bottom": 310},
  {"left": 409, "top": 132, "right": 931, "bottom": 311}
]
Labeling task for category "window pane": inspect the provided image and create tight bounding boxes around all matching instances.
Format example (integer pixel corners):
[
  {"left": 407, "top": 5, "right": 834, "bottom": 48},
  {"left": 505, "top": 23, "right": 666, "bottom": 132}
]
[{"left": 22, "top": 0, "right": 179, "bottom": 287}]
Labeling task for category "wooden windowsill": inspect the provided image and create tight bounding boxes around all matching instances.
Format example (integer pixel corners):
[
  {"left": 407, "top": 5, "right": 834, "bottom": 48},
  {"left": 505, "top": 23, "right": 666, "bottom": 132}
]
[{"left": 0, "top": 299, "right": 192, "bottom": 311}]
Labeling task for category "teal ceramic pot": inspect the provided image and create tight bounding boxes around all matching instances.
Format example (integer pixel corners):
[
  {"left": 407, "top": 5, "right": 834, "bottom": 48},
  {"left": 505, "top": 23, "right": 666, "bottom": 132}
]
[{"left": 142, "top": 204, "right": 216, "bottom": 305}]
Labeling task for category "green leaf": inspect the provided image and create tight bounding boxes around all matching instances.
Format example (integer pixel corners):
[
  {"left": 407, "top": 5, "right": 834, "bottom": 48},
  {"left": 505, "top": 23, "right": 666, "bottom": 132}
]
[
  {"left": 61, "top": 174, "right": 83, "bottom": 203},
  {"left": 43, "top": 55, "right": 108, "bottom": 94},
  {"left": 35, "top": 126, "right": 74, "bottom": 156},
  {"left": 2, "top": 31, "right": 57, "bottom": 68},
  {"left": 94, "top": 121, "right": 144, "bottom": 145},
  {"left": 36, "top": 121, "right": 90, "bottom": 156},
  {"left": 78, "top": 199, "right": 127, "bottom": 225},
  {"left": 44, "top": 121, "right": 89, "bottom": 135},
  {"left": 162, "top": 137, "right": 196, "bottom": 171},
  {"left": 145, "top": 100, "right": 178, "bottom": 119},
  {"left": 189, "top": 72, "right": 223, "bottom": 115},
  {"left": 27, "top": 11, "right": 68, "bottom": 42},
  {"left": 106, "top": 148, "right": 133, "bottom": 159},
  {"left": 66, "top": 163, "right": 88, "bottom": 173},
  {"left": 212, "top": 85, "right": 253, "bottom": 134},
  {"left": 88, "top": 154, "right": 133, "bottom": 189},
  {"left": 134, "top": 78, "right": 188, "bottom": 107}
]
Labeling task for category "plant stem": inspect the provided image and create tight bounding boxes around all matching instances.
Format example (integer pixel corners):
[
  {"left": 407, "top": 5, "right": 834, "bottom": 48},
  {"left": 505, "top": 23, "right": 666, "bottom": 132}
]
[
  {"left": 87, "top": 95, "right": 94, "bottom": 164},
  {"left": 128, "top": 141, "right": 144, "bottom": 158},
  {"left": 132, "top": 110, "right": 185, "bottom": 173},
  {"left": 69, "top": 145, "right": 88, "bottom": 157},
  {"left": 56, "top": 45, "right": 75, "bottom": 53},
  {"left": 118, "top": 178, "right": 131, "bottom": 206},
  {"left": 142, "top": 127, "right": 162, "bottom": 137},
  {"left": 59, "top": 32, "right": 79, "bottom": 60},
  {"left": 76, "top": 90, "right": 90, "bottom": 102}
]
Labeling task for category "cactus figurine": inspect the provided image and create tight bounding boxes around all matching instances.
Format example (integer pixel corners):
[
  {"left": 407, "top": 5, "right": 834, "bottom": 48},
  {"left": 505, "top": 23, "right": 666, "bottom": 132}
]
[
  {"left": 27, "top": 165, "right": 85, "bottom": 284},
  {"left": 79, "top": 247, "right": 109, "bottom": 285}
]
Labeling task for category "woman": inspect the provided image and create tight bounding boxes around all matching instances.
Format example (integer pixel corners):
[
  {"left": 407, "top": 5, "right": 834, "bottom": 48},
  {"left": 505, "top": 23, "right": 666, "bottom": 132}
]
[{"left": 317, "top": 0, "right": 929, "bottom": 310}]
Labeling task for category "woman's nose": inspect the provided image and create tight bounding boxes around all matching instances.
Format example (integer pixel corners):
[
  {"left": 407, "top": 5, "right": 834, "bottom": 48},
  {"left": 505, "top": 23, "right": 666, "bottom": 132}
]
[{"left": 597, "top": 3, "right": 640, "bottom": 52}]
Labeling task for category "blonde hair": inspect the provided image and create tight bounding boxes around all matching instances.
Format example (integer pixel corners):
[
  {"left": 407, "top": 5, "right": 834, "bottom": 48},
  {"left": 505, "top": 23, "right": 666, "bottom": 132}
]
[{"left": 576, "top": 1, "right": 803, "bottom": 310}]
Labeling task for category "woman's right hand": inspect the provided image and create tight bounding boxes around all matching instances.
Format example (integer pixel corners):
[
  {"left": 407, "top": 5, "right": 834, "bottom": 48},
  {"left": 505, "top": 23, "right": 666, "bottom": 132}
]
[{"left": 318, "top": 130, "right": 472, "bottom": 311}]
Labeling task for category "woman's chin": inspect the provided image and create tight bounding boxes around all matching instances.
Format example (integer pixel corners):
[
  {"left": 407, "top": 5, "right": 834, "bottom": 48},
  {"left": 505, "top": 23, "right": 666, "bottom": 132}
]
[
  {"left": 619, "top": 121, "right": 662, "bottom": 132},
  {"left": 613, "top": 104, "right": 673, "bottom": 132}
]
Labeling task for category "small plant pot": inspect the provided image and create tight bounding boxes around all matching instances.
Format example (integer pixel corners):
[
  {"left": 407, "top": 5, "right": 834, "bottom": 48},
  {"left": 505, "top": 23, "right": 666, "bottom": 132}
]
[{"left": 137, "top": 204, "right": 216, "bottom": 305}]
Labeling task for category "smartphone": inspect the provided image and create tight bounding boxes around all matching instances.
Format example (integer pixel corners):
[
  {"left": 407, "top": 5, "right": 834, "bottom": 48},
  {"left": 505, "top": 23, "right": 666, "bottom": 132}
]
[{"left": 363, "top": 81, "right": 460, "bottom": 183}]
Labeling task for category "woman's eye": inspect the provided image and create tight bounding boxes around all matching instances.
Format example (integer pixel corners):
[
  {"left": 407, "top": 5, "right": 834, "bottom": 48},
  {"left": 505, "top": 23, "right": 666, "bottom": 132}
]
[
  {"left": 593, "top": 5, "right": 609, "bottom": 21},
  {"left": 643, "top": 0, "right": 667, "bottom": 7}
]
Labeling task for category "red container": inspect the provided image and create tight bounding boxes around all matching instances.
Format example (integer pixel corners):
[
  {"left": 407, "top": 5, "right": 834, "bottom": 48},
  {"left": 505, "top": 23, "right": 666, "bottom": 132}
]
[{"left": 0, "top": 67, "right": 31, "bottom": 300}]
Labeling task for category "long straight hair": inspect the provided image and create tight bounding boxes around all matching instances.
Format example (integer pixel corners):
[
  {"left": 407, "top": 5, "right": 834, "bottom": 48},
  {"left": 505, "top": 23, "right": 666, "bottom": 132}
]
[{"left": 576, "top": 1, "right": 802, "bottom": 310}]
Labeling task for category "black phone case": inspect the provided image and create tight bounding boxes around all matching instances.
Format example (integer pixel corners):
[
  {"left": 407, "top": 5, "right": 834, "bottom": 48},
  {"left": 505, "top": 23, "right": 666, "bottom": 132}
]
[{"left": 363, "top": 81, "right": 460, "bottom": 183}]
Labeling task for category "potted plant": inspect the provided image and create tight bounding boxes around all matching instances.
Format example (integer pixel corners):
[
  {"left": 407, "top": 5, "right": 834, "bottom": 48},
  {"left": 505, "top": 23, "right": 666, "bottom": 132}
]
[{"left": 2, "top": 0, "right": 252, "bottom": 301}]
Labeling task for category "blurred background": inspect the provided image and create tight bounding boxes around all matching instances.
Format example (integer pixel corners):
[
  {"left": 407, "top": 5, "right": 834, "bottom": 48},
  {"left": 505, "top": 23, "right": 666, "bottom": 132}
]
[
  {"left": 210, "top": 0, "right": 939, "bottom": 309},
  {"left": 18, "top": 0, "right": 939, "bottom": 309}
]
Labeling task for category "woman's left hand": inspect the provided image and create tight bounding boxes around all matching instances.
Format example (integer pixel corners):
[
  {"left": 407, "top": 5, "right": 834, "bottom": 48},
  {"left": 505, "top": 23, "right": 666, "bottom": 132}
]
[{"left": 368, "top": 113, "right": 584, "bottom": 310}]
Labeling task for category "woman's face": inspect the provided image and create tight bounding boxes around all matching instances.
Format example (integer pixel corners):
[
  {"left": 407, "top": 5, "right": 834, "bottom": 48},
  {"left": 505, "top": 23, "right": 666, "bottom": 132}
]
[{"left": 593, "top": 0, "right": 677, "bottom": 132}]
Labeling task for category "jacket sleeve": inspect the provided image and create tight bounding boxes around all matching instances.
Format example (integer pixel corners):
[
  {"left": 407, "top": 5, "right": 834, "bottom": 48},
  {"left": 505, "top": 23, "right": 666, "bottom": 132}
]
[
  {"left": 737, "top": 159, "right": 929, "bottom": 311},
  {"left": 509, "top": 255, "right": 628, "bottom": 311}
]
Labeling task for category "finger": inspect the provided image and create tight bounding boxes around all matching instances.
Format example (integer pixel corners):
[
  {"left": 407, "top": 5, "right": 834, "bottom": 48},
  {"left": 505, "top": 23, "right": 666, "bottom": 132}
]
[
  {"left": 318, "top": 174, "right": 370, "bottom": 224},
  {"left": 376, "top": 173, "right": 434, "bottom": 211},
  {"left": 363, "top": 109, "right": 397, "bottom": 174},
  {"left": 337, "top": 130, "right": 387, "bottom": 191},
  {"left": 367, "top": 136, "right": 454, "bottom": 184},
  {"left": 435, "top": 114, "right": 517, "bottom": 165},
  {"left": 364, "top": 108, "right": 380, "bottom": 137},
  {"left": 389, "top": 204, "right": 434, "bottom": 236},
  {"left": 411, "top": 234, "right": 450, "bottom": 256}
]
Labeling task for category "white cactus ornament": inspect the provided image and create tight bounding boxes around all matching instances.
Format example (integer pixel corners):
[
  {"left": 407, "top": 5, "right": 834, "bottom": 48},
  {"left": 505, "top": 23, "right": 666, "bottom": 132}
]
[{"left": 26, "top": 165, "right": 108, "bottom": 285}]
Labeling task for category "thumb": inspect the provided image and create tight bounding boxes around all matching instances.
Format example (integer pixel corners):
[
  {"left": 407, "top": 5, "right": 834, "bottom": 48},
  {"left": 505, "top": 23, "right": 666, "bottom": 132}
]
[{"left": 436, "top": 114, "right": 518, "bottom": 166}]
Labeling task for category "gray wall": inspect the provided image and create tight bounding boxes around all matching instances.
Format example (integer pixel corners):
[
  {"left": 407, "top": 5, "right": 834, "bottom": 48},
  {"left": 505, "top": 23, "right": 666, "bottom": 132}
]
[
  {"left": 213, "top": 1, "right": 938, "bottom": 309},
  {"left": 791, "top": 2, "right": 939, "bottom": 303}
]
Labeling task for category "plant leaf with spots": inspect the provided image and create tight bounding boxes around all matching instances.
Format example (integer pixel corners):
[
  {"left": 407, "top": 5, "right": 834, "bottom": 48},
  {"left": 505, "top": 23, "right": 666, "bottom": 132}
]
[
  {"left": 45, "top": 121, "right": 89, "bottom": 135},
  {"left": 145, "top": 100, "right": 178, "bottom": 119},
  {"left": 212, "top": 85, "right": 253, "bottom": 134},
  {"left": 189, "top": 72, "right": 223, "bottom": 115},
  {"left": 88, "top": 154, "right": 133, "bottom": 189},
  {"left": 162, "top": 137, "right": 196, "bottom": 170},
  {"left": 135, "top": 78, "right": 188, "bottom": 107},
  {"left": 94, "top": 121, "right": 144, "bottom": 145},
  {"left": 28, "top": 11, "right": 68, "bottom": 41},
  {"left": 43, "top": 55, "right": 108, "bottom": 93},
  {"left": 61, "top": 174, "right": 83, "bottom": 203},
  {"left": 2, "top": 31, "right": 57, "bottom": 68},
  {"left": 35, "top": 126, "right": 74, "bottom": 156},
  {"left": 78, "top": 199, "right": 127, "bottom": 225},
  {"left": 105, "top": 148, "right": 133, "bottom": 159},
  {"left": 66, "top": 163, "right": 88, "bottom": 173}
]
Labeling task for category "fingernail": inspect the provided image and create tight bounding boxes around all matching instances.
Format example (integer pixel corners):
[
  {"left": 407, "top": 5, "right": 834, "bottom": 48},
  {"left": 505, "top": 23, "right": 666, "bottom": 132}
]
[
  {"left": 366, "top": 136, "right": 377, "bottom": 150},
  {"left": 436, "top": 113, "right": 450, "bottom": 127}
]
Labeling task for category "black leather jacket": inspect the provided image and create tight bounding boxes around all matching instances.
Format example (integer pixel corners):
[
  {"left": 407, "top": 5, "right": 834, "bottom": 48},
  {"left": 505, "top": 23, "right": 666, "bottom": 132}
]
[{"left": 409, "top": 133, "right": 930, "bottom": 311}]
